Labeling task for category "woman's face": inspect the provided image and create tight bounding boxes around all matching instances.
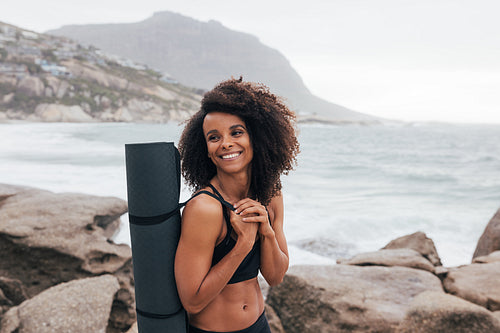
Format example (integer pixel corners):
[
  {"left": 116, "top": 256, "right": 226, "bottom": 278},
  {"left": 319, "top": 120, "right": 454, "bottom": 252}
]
[{"left": 202, "top": 112, "right": 253, "bottom": 176}]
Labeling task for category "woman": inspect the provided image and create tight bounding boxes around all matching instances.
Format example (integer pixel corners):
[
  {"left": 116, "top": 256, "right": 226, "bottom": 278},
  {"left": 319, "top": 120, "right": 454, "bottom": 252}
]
[{"left": 175, "top": 77, "right": 299, "bottom": 333}]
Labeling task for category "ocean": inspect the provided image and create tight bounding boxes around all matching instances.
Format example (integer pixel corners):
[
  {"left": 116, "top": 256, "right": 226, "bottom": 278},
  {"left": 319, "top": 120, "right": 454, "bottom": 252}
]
[{"left": 1, "top": 121, "right": 499, "bottom": 267}]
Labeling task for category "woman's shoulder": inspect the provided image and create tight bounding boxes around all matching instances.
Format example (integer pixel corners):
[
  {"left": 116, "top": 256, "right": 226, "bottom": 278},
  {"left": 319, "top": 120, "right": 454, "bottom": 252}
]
[
  {"left": 183, "top": 187, "right": 223, "bottom": 218},
  {"left": 267, "top": 192, "right": 284, "bottom": 224},
  {"left": 268, "top": 192, "right": 284, "bottom": 210}
]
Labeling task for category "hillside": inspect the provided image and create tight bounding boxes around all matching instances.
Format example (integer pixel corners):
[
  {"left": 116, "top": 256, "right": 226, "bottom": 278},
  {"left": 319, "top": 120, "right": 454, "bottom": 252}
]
[
  {"left": 0, "top": 21, "right": 202, "bottom": 123},
  {"left": 48, "top": 11, "right": 378, "bottom": 123}
]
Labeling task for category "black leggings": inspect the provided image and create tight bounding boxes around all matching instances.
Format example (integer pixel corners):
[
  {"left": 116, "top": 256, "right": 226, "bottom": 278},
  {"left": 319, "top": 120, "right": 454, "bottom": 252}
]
[{"left": 188, "top": 312, "right": 271, "bottom": 333}]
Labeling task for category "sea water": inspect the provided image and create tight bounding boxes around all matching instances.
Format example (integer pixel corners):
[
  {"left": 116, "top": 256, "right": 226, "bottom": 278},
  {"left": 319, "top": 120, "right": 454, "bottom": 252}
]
[{"left": 1, "top": 122, "right": 499, "bottom": 267}]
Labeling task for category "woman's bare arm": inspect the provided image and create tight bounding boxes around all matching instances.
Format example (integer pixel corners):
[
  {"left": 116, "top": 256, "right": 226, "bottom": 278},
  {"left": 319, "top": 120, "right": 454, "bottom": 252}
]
[{"left": 258, "top": 193, "right": 289, "bottom": 286}]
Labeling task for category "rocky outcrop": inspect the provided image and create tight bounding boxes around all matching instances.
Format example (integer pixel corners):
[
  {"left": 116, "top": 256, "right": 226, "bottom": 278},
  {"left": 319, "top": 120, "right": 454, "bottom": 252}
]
[
  {"left": 0, "top": 275, "right": 119, "bottom": 333},
  {"left": 0, "top": 183, "right": 134, "bottom": 332},
  {"left": 383, "top": 231, "right": 442, "bottom": 266},
  {"left": 396, "top": 291, "right": 500, "bottom": 333},
  {"left": 33, "top": 103, "right": 94, "bottom": 122},
  {"left": 0, "top": 21, "right": 203, "bottom": 123},
  {"left": 267, "top": 264, "right": 443, "bottom": 332},
  {"left": 337, "top": 248, "right": 436, "bottom": 273},
  {"left": 443, "top": 262, "right": 500, "bottom": 311},
  {"left": 473, "top": 208, "right": 500, "bottom": 259},
  {"left": 267, "top": 225, "right": 500, "bottom": 332}
]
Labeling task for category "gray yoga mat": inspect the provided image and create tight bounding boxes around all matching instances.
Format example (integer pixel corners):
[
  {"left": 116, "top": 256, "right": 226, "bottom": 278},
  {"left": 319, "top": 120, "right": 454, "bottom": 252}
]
[{"left": 125, "top": 142, "right": 187, "bottom": 332}]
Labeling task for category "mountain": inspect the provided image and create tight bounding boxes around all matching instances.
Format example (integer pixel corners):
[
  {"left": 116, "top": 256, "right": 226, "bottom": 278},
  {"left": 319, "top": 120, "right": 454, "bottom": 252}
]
[
  {"left": 0, "top": 21, "right": 202, "bottom": 123},
  {"left": 48, "top": 11, "right": 378, "bottom": 123}
]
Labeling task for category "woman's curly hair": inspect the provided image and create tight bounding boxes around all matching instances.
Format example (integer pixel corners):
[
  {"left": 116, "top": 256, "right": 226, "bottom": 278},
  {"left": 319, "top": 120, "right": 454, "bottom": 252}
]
[{"left": 178, "top": 77, "right": 300, "bottom": 205}]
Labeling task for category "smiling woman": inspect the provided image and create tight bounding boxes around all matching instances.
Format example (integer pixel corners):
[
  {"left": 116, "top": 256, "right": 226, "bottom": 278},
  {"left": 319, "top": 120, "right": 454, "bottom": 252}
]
[{"left": 175, "top": 78, "right": 299, "bottom": 332}]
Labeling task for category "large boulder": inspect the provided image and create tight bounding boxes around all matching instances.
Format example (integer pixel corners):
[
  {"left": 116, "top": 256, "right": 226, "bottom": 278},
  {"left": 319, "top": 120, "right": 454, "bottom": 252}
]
[
  {"left": 0, "top": 275, "right": 119, "bottom": 333},
  {"left": 34, "top": 103, "right": 93, "bottom": 122},
  {"left": 473, "top": 208, "right": 500, "bottom": 259},
  {"left": 337, "top": 248, "right": 435, "bottom": 273},
  {"left": 473, "top": 250, "right": 500, "bottom": 264},
  {"left": 383, "top": 231, "right": 442, "bottom": 266},
  {"left": 16, "top": 76, "right": 44, "bottom": 97},
  {"left": 443, "top": 262, "right": 500, "bottom": 311},
  {"left": 396, "top": 290, "right": 500, "bottom": 333},
  {"left": 0, "top": 183, "right": 135, "bottom": 331},
  {"left": 267, "top": 264, "right": 443, "bottom": 333}
]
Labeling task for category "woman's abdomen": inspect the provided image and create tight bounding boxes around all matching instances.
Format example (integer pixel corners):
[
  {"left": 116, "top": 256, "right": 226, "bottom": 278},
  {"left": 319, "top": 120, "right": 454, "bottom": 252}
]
[{"left": 188, "top": 277, "right": 264, "bottom": 331}]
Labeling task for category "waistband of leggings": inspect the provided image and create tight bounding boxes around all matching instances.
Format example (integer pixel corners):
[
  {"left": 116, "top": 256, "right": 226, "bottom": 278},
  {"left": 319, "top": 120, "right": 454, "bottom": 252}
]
[{"left": 189, "top": 311, "right": 266, "bottom": 333}]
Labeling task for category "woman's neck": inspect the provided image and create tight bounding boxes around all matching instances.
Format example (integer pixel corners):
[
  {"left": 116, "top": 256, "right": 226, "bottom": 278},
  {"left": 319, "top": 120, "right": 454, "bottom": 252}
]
[{"left": 212, "top": 172, "right": 251, "bottom": 202}]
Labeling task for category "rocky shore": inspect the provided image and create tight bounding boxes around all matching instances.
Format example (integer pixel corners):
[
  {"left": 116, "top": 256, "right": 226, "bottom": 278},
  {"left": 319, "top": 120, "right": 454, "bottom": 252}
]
[{"left": 1, "top": 183, "right": 499, "bottom": 332}]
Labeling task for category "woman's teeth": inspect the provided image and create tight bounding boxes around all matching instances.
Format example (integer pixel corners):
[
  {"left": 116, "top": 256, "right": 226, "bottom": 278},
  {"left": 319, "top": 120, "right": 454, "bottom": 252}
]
[{"left": 222, "top": 153, "right": 240, "bottom": 159}]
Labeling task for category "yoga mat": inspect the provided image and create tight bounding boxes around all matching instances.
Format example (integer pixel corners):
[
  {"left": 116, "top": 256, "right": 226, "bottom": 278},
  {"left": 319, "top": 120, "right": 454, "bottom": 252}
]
[{"left": 125, "top": 142, "right": 187, "bottom": 332}]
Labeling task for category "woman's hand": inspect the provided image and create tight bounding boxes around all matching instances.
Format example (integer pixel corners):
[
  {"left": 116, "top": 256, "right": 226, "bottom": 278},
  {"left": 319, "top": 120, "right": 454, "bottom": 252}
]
[
  {"left": 228, "top": 208, "right": 258, "bottom": 249},
  {"left": 233, "top": 198, "right": 274, "bottom": 238}
]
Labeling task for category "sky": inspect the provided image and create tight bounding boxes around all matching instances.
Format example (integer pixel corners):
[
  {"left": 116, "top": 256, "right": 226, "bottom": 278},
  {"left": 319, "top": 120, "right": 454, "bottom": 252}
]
[{"left": 1, "top": 0, "right": 499, "bottom": 123}]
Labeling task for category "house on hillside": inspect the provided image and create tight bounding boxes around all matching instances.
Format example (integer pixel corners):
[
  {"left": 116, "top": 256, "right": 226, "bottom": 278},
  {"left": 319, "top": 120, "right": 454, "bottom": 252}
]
[{"left": 35, "top": 59, "right": 71, "bottom": 77}]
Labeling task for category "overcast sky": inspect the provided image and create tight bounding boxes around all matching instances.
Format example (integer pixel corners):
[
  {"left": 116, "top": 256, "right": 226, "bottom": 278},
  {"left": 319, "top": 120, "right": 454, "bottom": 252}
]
[{"left": 2, "top": 0, "right": 499, "bottom": 123}]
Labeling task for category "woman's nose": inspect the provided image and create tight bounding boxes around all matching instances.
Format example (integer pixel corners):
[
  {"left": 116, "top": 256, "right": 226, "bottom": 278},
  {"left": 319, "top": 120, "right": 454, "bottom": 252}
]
[{"left": 221, "top": 137, "right": 233, "bottom": 149}]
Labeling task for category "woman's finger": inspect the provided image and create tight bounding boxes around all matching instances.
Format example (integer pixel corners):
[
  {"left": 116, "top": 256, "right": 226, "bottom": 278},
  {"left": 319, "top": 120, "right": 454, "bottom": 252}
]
[
  {"left": 238, "top": 206, "right": 266, "bottom": 218},
  {"left": 233, "top": 198, "right": 259, "bottom": 210}
]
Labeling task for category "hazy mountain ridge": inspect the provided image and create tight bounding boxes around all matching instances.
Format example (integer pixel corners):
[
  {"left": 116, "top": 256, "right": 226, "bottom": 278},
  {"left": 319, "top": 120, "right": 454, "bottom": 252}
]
[
  {"left": 0, "top": 21, "right": 203, "bottom": 123},
  {"left": 49, "top": 11, "right": 378, "bottom": 123}
]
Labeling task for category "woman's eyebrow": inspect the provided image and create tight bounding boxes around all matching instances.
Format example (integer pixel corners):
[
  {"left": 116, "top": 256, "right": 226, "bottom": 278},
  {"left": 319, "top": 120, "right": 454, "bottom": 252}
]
[
  {"left": 205, "top": 129, "right": 218, "bottom": 137},
  {"left": 230, "top": 124, "right": 246, "bottom": 130}
]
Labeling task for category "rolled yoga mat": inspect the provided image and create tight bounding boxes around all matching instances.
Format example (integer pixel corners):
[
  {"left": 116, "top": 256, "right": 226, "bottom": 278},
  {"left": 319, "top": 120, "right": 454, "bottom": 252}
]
[{"left": 125, "top": 142, "right": 187, "bottom": 332}]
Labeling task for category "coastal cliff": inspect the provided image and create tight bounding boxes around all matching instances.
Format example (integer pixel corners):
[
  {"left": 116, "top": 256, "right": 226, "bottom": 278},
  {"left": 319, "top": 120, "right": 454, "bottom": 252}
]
[
  {"left": 49, "top": 11, "right": 379, "bottom": 124},
  {"left": 1, "top": 183, "right": 499, "bottom": 332}
]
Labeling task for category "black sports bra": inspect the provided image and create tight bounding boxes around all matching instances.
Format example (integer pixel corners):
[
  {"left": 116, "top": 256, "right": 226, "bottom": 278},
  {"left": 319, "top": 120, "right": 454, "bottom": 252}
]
[{"left": 194, "top": 184, "right": 261, "bottom": 284}]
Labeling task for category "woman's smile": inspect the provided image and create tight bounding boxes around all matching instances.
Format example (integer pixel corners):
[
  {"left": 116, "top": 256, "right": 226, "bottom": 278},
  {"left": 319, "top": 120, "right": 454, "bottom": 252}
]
[{"left": 220, "top": 152, "right": 242, "bottom": 160}]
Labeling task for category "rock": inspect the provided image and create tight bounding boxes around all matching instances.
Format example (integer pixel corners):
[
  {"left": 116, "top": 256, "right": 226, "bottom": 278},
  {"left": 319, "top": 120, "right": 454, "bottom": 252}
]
[
  {"left": 0, "top": 277, "right": 28, "bottom": 306},
  {"left": 63, "top": 59, "right": 129, "bottom": 90},
  {"left": 1, "top": 93, "right": 14, "bottom": 104},
  {"left": 434, "top": 265, "right": 449, "bottom": 279},
  {"left": 396, "top": 290, "right": 500, "bottom": 333},
  {"left": 0, "top": 275, "right": 119, "bottom": 333},
  {"left": 0, "top": 183, "right": 135, "bottom": 331},
  {"left": 34, "top": 103, "right": 93, "bottom": 122},
  {"left": 383, "top": 231, "right": 442, "bottom": 266},
  {"left": 473, "top": 250, "right": 500, "bottom": 264},
  {"left": 443, "top": 262, "right": 500, "bottom": 311},
  {"left": 265, "top": 304, "right": 285, "bottom": 333},
  {"left": 337, "top": 248, "right": 435, "bottom": 273},
  {"left": 473, "top": 208, "right": 500, "bottom": 259},
  {"left": 143, "top": 85, "right": 176, "bottom": 100},
  {"left": 267, "top": 264, "right": 443, "bottom": 332},
  {"left": 16, "top": 76, "right": 44, "bottom": 97},
  {"left": 125, "top": 322, "right": 138, "bottom": 333}
]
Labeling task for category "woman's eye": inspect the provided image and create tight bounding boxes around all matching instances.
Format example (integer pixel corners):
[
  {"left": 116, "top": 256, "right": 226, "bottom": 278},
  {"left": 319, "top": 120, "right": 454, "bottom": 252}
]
[
  {"left": 232, "top": 130, "right": 243, "bottom": 136},
  {"left": 208, "top": 135, "right": 219, "bottom": 142}
]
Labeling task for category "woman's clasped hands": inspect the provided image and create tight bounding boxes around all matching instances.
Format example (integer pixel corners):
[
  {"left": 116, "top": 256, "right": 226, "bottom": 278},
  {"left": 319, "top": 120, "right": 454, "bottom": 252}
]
[{"left": 230, "top": 198, "right": 274, "bottom": 243}]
